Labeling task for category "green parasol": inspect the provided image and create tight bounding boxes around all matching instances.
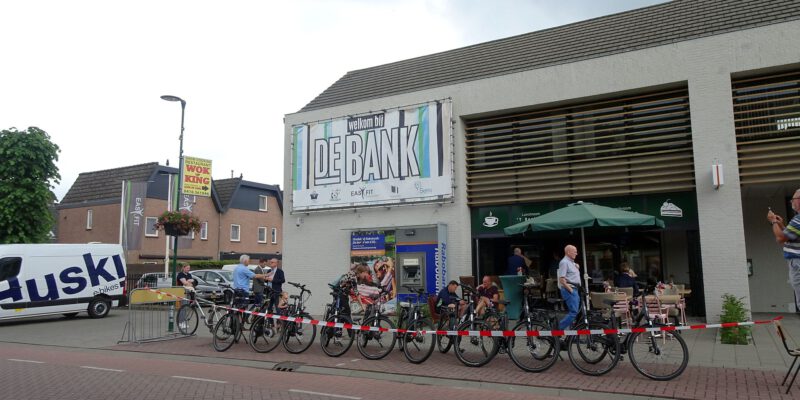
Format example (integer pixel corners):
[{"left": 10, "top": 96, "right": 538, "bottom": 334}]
[{"left": 504, "top": 201, "right": 665, "bottom": 312}]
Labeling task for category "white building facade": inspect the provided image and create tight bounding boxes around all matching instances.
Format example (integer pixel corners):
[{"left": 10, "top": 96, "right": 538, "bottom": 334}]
[{"left": 283, "top": 0, "right": 800, "bottom": 319}]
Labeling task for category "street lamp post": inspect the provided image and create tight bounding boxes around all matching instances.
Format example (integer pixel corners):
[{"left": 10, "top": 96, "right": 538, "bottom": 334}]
[{"left": 161, "top": 95, "right": 186, "bottom": 286}]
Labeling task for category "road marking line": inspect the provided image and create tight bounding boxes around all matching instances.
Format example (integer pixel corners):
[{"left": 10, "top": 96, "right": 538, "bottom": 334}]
[
  {"left": 172, "top": 375, "right": 227, "bottom": 384},
  {"left": 335, "top": 363, "right": 346, "bottom": 366},
  {"left": 81, "top": 366, "right": 124, "bottom": 372},
  {"left": 289, "top": 389, "right": 361, "bottom": 399},
  {"left": 8, "top": 359, "right": 44, "bottom": 364}
]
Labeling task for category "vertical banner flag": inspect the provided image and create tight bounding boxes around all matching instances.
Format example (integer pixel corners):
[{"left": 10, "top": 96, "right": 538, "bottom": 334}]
[
  {"left": 183, "top": 156, "right": 212, "bottom": 197},
  {"left": 292, "top": 100, "right": 453, "bottom": 211},
  {"left": 123, "top": 181, "right": 148, "bottom": 251}
]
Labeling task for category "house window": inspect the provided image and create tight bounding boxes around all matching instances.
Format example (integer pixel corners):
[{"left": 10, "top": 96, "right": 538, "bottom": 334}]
[
  {"left": 230, "top": 224, "right": 240, "bottom": 242},
  {"left": 86, "top": 209, "right": 93, "bottom": 230},
  {"left": 200, "top": 221, "right": 208, "bottom": 240},
  {"left": 145, "top": 217, "right": 159, "bottom": 237},
  {"left": 258, "top": 227, "right": 267, "bottom": 243},
  {"left": 259, "top": 195, "right": 268, "bottom": 212},
  {"left": 271, "top": 228, "right": 278, "bottom": 244}
]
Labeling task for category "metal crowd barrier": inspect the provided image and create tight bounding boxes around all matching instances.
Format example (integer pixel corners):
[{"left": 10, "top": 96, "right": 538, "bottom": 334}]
[{"left": 118, "top": 287, "right": 189, "bottom": 344}]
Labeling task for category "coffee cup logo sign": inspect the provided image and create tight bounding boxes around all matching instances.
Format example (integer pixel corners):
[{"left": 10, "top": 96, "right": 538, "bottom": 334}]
[{"left": 483, "top": 212, "right": 499, "bottom": 227}]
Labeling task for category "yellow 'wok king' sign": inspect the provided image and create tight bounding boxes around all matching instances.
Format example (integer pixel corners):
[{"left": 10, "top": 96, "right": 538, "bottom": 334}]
[{"left": 183, "top": 156, "right": 212, "bottom": 197}]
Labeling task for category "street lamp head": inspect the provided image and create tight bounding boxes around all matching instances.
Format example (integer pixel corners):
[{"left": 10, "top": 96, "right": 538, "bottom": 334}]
[{"left": 160, "top": 95, "right": 185, "bottom": 104}]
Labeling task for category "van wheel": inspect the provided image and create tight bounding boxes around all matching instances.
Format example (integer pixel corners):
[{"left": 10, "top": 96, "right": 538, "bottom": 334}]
[
  {"left": 88, "top": 298, "right": 111, "bottom": 318},
  {"left": 63, "top": 312, "right": 79, "bottom": 319}
]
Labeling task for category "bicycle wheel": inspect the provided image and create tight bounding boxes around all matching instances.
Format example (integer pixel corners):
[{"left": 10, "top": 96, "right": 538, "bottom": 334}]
[
  {"left": 436, "top": 314, "right": 454, "bottom": 353},
  {"left": 508, "top": 320, "right": 559, "bottom": 373},
  {"left": 176, "top": 305, "right": 198, "bottom": 336},
  {"left": 454, "top": 320, "right": 498, "bottom": 367},
  {"left": 249, "top": 316, "right": 282, "bottom": 353},
  {"left": 566, "top": 322, "right": 620, "bottom": 376},
  {"left": 283, "top": 313, "right": 317, "bottom": 354},
  {"left": 320, "top": 315, "right": 355, "bottom": 357},
  {"left": 212, "top": 313, "right": 238, "bottom": 352},
  {"left": 401, "top": 318, "right": 435, "bottom": 364},
  {"left": 357, "top": 315, "right": 396, "bottom": 360},
  {"left": 205, "top": 305, "right": 224, "bottom": 333},
  {"left": 628, "top": 328, "right": 689, "bottom": 381}
]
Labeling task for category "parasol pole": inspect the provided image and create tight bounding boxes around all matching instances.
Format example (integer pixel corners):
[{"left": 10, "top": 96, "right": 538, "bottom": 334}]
[{"left": 580, "top": 226, "right": 591, "bottom": 315}]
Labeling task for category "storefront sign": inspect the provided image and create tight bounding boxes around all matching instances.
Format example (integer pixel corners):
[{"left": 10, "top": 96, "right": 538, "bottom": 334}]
[
  {"left": 471, "top": 191, "right": 699, "bottom": 237},
  {"left": 291, "top": 101, "right": 453, "bottom": 211}
]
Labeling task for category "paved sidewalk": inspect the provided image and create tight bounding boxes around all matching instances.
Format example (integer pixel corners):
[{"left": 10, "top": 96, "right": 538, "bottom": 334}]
[{"left": 108, "top": 312, "right": 800, "bottom": 400}]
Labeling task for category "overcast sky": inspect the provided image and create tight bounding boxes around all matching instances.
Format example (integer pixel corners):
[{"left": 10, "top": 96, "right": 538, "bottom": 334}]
[{"left": 0, "top": 0, "right": 666, "bottom": 201}]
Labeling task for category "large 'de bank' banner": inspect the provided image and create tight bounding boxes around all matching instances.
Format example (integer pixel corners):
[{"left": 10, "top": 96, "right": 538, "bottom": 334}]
[{"left": 292, "top": 100, "right": 453, "bottom": 211}]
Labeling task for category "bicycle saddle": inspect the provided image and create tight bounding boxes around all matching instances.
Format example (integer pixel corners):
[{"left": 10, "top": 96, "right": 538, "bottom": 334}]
[{"left": 290, "top": 294, "right": 301, "bottom": 300}]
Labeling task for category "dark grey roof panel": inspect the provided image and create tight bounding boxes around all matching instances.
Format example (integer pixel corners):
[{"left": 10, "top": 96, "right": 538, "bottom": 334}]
[
  {"left": 60, "top": 162, "right": 159, "bottom": 204},
  {"left": 213, "top": 177, "right": 241, "bottom": 211},
  {"left": 300, "top": 0, "right": 800, "bottom": 112}
]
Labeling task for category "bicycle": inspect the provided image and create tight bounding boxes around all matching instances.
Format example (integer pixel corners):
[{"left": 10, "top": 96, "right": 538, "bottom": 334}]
[
  {"left": 435, "top": 297, "right": 460, "bottom": 354},
  {"left": 319, "top": 284, "right": 356, "bottom": 357},
  {"left": 562, "top": 285, "right": 621, "bottom": 376},
  {"left": 176, "top": 284, "right": 233, "bottom": 336},
  {"left": 280, "top": 281, "right": 318, "bottom": 354},
  {"left": 503, "top": 283, "right": 561, "bottom": 372},
  {"left": 356, "top": 288, "right": 397, "bottom": 360},
  {"left": 605, "top": 285, "right": 689, "bottom": 380},
  {"left": 212, "top": 289, "right": 252, "bottom": 351},
  {"left": 397, "top": 286, "right": 435, "bottom": 364},
  {"left": 248, "top": 286, "right": 285, "bottom": 354},
  {"left": 453, "top": 283, "right": 499, "bottom": 367}
]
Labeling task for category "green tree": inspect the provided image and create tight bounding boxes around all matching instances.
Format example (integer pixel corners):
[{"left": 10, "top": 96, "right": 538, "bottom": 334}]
[{"left": 0, "top": 127, "right": 60, "bottom": 243}]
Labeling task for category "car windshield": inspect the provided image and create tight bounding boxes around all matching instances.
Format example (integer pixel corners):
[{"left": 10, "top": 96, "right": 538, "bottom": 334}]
[{"left": 217, "top": 270, "right": 233, "bottom": 281}]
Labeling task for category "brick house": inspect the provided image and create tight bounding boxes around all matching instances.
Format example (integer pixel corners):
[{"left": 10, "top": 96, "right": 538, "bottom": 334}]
[{"left": 57, "top": 162, "right": 283, "bottom": 263}]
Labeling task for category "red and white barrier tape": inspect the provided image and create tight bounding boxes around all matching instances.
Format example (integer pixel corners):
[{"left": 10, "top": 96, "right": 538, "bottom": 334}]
[{"left": 144, "top": 287, "right": 781, "bottom": 337}]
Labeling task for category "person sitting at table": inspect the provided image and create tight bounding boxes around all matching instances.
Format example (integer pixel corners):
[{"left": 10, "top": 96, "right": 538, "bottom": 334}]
[
  {"left": 436, "top": 280, "right": 466, "bottom": 318},
  {"left": 614, "top": 262, "right": 640, "bottom": 297},
  {"left": 475, "top": 276, "right": 499, "bottom": 316}
]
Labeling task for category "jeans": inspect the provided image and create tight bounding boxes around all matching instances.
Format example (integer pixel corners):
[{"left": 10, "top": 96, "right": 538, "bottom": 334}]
[
  {"left": 558, "top": 287, "right": 580, "bottom": 330},
  {"left": 253, "top": 292, "right": 264, "bottom": 307},
  {"left": 789, "top": 258, "right": 800, "bottom": 312}
]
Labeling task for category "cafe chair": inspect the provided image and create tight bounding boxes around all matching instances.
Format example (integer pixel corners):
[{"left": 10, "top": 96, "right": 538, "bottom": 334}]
[{"left": 775, "top": 319, "right": 800, "bottom": 394}]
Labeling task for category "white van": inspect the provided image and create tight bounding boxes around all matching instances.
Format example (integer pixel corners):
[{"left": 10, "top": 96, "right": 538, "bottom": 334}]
[{"left": 0, "top": 244, "right": 127, "bottom": 320}]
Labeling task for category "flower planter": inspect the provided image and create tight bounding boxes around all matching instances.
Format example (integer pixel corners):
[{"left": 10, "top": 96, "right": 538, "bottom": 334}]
[{"left": 164, "top": 224, "right": 191, "bottom": 237}]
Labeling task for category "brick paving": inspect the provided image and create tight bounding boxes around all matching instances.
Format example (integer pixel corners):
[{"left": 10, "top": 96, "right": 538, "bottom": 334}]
[{"left": 108, "top": 328, "right": 800, "bottom": 400}]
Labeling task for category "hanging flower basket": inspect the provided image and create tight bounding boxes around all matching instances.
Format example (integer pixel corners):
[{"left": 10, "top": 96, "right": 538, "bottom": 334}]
[{"left": 155, "top": 211, "right": 202, "bottom": 237}]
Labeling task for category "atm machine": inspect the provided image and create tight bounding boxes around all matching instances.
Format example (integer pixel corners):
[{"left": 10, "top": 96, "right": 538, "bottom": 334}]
[{"left": 397, "top": 252, "right": 426, "bottom": 293}]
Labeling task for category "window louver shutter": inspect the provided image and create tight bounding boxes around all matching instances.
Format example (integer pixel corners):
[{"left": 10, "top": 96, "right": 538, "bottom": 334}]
[{"left": 465, "top": 87, "right": 696, "bottom": 206}]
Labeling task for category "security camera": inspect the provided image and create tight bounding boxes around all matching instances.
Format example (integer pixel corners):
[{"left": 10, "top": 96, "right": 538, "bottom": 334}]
[{"left": 295, "top": 217, "right": 303, "bottom": 227}]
